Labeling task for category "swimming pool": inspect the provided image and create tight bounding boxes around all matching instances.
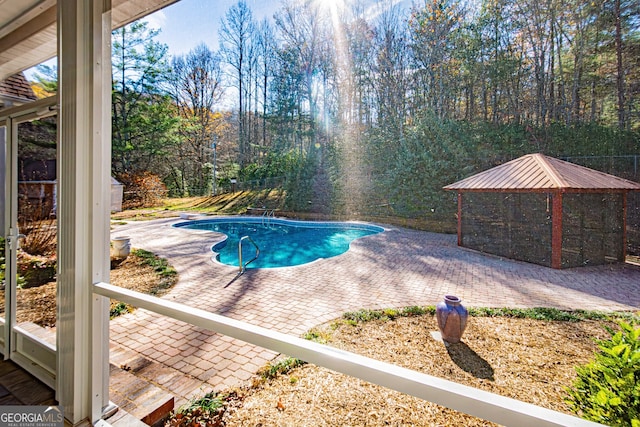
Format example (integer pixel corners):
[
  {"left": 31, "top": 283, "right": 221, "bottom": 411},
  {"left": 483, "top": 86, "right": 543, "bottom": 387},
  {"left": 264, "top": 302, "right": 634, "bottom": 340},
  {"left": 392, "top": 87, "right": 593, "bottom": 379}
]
[{"left": 173, "top": 217, "right": 384, "bottom": 269}]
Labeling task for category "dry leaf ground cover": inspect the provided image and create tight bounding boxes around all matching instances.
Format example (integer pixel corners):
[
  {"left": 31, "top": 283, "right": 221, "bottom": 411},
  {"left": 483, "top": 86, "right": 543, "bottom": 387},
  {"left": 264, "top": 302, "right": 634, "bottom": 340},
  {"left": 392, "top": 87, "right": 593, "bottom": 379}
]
[
  {"left": 195, "top": 310, "right": 634, "bottom": 427},
  {"left": 0, "top": 248, "right": 177, "bottom": 327}
]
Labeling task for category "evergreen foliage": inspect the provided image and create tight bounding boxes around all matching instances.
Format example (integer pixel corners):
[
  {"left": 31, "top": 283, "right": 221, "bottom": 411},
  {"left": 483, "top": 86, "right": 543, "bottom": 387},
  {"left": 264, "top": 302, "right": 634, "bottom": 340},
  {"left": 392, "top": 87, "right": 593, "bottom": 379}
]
[
  {"left": 566, "top": 321, "right": 640, "bottom": 426},
  {"left": 25, "top": 0, "right": 640, "bottom": 215}
]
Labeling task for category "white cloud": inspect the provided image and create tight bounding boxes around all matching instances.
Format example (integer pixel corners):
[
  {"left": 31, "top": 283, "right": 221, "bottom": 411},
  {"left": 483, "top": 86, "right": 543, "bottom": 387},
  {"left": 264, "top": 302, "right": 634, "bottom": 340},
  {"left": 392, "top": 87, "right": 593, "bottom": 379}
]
[{"left": 143, "top": 9, "right": 167, "bottom": 30}]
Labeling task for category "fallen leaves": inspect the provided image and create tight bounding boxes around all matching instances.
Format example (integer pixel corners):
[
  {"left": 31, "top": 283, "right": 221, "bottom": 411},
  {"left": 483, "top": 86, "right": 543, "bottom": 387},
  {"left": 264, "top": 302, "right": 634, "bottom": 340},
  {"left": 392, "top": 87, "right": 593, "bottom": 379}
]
[{"left": 221, "top": 315, "right": 615, "bottom": 426}]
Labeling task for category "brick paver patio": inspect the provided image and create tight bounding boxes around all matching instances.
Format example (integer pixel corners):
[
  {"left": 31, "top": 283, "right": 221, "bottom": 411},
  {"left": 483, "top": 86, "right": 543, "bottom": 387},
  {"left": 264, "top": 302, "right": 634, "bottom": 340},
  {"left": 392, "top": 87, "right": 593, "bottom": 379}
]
[{"left": 109, "top": 216, "right": 640, "bottom": 406}]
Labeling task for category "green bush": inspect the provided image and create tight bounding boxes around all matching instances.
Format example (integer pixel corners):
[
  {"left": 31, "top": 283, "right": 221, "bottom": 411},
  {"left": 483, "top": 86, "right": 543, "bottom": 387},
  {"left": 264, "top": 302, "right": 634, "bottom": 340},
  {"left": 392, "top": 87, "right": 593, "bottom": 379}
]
[
  {"left": 565, "top": 321, "right": 640, "bottom": 426},
  {"left": 16, "top": 251, "right": 56, "bottom": 288}
]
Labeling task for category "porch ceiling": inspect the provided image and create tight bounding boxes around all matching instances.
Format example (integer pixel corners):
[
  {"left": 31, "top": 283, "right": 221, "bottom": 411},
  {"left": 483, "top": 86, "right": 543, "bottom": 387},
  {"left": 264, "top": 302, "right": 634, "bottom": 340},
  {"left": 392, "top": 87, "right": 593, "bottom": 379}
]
[{"left": 0, "top": 0, "right": 179, "bottom": 81}]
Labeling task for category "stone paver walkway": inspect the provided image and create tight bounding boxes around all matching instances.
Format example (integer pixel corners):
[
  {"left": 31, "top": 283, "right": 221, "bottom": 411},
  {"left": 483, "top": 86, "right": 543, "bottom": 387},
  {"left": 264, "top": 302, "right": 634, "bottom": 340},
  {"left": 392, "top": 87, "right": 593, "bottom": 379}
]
[{"left": 109, "top": 216, "right": 640, "bottom": 406}]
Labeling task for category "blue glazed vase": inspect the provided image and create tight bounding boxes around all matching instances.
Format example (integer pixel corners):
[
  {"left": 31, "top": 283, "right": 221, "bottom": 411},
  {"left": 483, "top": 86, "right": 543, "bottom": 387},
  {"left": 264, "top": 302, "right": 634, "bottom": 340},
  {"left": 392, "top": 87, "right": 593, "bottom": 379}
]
[{"left": 436, "top": 295, "right": 468, "bottom": 343}]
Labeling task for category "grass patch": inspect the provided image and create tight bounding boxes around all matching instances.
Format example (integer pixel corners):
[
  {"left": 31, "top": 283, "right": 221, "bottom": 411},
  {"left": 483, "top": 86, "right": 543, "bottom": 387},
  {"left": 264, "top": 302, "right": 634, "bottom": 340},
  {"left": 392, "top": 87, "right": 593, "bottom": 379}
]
[
  {"left": 257, "top": 357, "right": 307, "bottom": 381},
  {"left": 178, "top": 392, "right": 225, "bottom": 414},
  {"left": 341, "top": 305, "right": 637, "bottom": 325},
  {"left": 343, "top": 306, "right": 436, "bottom": 323},
  {"left": 132, "top": 248, "right": 177, "bottom": 278},
  {"left": 111, "top": 190, "right": 288, "bottom": 221},
  {"left": 109, "top": 249, "right": 179, "bottom": 319},
  {"left": 303, "top": 329, "right": 332, "bottom": 344},
  {"left": 109, "top": 301, "right": 132, "bottom": 319},
  {"left": 467, "top": 307, "right": 638, "bottom": 322},
  {"left": 169, "top": 391, "right": 238, "bottom": 426},
  {"left": 129, "top": 248, "right": 178, "bottom": 296},
  {"left": 110, "top": 192, "right": 459, "bottom": 234}
]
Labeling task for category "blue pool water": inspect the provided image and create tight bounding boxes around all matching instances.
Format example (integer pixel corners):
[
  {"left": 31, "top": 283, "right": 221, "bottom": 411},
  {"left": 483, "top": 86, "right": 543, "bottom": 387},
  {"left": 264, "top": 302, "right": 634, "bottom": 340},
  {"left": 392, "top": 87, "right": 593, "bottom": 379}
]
[{"left": 173, "top": 217, "right": 384, "bottom": 269}]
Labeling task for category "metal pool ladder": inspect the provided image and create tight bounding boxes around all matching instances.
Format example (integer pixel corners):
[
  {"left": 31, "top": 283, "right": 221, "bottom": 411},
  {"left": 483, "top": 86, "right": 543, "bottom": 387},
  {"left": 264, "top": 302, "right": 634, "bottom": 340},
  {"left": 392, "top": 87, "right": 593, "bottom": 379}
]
[
  {"left": 261, "top": 209, "right": 275, "bottom": 227},
  {"left": 238, "top": 235, "right": 260, "bottom": 274}
]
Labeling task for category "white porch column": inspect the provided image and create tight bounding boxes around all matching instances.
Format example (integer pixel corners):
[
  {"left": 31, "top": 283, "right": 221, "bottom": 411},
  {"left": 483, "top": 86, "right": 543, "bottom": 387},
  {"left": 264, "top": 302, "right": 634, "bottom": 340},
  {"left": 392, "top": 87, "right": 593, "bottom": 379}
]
[
  {"left": 0, "top": 129, "right": 5, "bottom": 234},
  {"left": 57, "top": 0, "right": 112, "bottom": 425}
]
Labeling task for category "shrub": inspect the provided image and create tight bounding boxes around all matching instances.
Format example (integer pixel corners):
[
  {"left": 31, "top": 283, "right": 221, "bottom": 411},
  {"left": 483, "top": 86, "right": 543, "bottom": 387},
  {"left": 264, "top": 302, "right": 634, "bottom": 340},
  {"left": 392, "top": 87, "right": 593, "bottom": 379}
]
[
  {"left": 18, "top": 199, "right": 57, "bottom": 256},
  {"left": 565, "top": 321, "right": 640, "bottom": 426},
  {"left": 16, "top": 251, "right": 56, "bottom": 288},
  {"left": 18, "top": 219, "right": 57, "bottom": 256},
  {"left": 117, "top": 171, "right": 168, "bottom": 210},
  {"left": 14, "top": 200, "right": 57, "bottom": 286}
]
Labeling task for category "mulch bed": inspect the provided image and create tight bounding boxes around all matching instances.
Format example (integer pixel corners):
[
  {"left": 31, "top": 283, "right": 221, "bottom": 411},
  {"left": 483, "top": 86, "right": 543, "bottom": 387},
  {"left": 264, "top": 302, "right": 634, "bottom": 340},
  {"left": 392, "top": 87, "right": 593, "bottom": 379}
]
[
  {"left": 0, "top": 251, "right": 169, "bottom": 327},
  {"left": 0, "top": 251, "right": 628, "bottom": 426},
  {"left": 215, "top": 315, "right": 616, "bottom": 426}
]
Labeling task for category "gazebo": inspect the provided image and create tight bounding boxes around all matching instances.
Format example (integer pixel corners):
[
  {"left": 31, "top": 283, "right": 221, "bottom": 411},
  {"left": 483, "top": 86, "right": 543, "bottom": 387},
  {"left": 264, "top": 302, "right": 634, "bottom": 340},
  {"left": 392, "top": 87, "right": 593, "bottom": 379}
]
[{"left": 444, "top": 153, "right": 640, "bottom": 269}]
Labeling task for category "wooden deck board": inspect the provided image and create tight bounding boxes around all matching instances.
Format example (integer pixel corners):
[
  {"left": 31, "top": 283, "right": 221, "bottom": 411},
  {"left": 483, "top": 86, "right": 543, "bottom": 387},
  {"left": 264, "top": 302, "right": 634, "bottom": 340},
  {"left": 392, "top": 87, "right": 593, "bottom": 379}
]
[{"left": 0, "top": 359, "right": 56, "bottom": 405}]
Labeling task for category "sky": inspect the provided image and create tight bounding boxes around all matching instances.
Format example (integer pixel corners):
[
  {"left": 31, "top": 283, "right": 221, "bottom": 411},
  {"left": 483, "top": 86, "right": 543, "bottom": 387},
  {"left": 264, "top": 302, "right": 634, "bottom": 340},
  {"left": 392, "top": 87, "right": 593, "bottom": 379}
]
[
  {"left": 145, "top": 0, "right": 283, "bottom": 57},
  {"left": 145, "top": 0, "right": 413, "bottom": 57},
  {"left": 25, "top": 0, "right": 283, "bottom": 80},
  {"left": 25, "top": 0, "right": 412, "bottom": 82}
]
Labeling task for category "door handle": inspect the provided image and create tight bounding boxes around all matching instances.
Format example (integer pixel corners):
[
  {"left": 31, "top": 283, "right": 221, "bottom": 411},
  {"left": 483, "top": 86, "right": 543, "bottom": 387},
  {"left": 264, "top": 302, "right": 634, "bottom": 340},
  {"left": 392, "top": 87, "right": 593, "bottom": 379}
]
[{"left": 6, "top": 233, "right": 26, "bottom": 250}]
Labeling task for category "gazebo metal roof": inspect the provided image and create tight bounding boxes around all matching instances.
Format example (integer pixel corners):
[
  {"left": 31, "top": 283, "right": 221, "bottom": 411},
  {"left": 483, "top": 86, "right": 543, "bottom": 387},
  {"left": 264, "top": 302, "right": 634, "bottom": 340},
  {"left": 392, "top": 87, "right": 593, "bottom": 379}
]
[{"left": 443, "top": 153, "right": 640, "bottom": 192}]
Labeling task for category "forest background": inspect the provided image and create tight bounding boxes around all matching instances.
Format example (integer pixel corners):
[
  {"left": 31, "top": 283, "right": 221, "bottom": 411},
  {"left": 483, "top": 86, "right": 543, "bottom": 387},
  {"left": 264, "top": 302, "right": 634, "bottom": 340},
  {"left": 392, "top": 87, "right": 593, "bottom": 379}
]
[{"left": 29, "top": 0, "right": 640, "bottom": 225}]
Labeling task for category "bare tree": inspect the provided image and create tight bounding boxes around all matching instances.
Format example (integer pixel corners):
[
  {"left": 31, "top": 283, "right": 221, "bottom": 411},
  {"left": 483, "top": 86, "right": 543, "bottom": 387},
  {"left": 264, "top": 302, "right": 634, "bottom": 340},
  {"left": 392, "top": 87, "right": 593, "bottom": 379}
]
[
  {"left": 219, "top": 0, "right": 256, "bottom": 167},
  {"left": 371, "top": 1, "right": 409, "bottom": 130},
  {"left": 170, "top": 43, "right": 226, "bottom": 195},
  {"left": 274, "top": 0, "right": 328, "bottom": 154},
  {"left": 409, "top": 0, "right": 466, "bottom": 118},
  {"left": 256, "top": 19, "right": 276, "bottom": 149}
]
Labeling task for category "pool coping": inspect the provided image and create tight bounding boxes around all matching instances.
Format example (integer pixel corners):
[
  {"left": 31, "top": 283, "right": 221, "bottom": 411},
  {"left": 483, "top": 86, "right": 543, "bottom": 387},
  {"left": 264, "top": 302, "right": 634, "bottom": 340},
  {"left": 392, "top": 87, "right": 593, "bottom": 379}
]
[{"left": 172, "top": 216, "right": 386, "bottom": 270}]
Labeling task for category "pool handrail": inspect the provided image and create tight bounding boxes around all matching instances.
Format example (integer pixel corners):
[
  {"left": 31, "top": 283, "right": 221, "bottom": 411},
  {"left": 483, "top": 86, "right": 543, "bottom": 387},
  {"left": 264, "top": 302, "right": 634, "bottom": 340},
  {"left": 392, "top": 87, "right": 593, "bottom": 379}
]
[
  {"left": 261, "top": 209, "right": 275, "bottom": 227},
  {"left": 239, "top": 235, "right": 260, "bottom": 273}
]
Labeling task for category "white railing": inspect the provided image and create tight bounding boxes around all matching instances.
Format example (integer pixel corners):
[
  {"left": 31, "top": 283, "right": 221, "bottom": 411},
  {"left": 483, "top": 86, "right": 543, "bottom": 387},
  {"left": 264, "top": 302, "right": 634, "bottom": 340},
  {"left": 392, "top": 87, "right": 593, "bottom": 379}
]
[{"left": 94, "top": 282, "right": 603, "bottom": 427}]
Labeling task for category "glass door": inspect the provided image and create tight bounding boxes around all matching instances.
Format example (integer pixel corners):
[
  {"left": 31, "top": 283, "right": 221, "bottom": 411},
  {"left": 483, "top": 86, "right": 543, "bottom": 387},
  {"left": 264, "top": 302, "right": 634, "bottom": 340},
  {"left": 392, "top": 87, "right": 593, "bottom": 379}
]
[
  {"left": 0, "top": 96, "right": 58, "bottom": 388},
  {"left": 0, "top": 121, "right": 6, "bottom": 355}
]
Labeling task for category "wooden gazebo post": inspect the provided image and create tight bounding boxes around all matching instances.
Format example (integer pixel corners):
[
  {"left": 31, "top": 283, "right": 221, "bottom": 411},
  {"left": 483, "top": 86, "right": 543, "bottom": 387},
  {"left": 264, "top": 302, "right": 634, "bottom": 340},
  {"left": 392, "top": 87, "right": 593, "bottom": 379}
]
[
  {"left": 551, "top": 191, "right": 563, "bottom": 269},
  {"left": 623, "top": 192, "right": 628, "bottom": 260},
  {"left": 457, "top": 193, "right": 463, "bottom": 246}
]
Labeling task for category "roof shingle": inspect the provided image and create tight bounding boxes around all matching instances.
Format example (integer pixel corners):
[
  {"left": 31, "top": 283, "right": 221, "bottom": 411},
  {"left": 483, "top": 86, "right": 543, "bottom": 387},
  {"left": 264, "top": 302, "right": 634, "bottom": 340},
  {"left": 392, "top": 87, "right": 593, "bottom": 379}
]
[{"left": 0, "top": 73, "right": 36, "bottom": 103}]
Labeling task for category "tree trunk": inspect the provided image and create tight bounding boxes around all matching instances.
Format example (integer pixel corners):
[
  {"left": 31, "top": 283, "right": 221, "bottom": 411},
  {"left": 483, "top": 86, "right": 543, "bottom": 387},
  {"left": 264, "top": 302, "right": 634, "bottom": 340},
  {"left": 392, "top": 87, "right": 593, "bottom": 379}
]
[{"left": 614, "top": 0, "right": 626, "bottom": 129}]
